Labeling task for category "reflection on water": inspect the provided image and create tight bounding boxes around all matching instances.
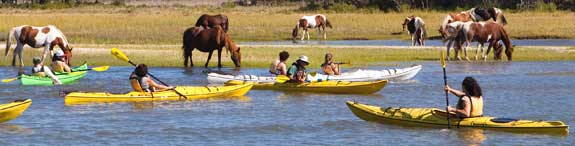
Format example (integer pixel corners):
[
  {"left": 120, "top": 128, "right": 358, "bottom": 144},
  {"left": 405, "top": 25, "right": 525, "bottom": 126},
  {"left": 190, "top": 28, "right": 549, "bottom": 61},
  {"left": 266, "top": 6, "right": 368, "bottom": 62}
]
[
  {"left": 0, "top": 124, "right": 33, "bottom": 135},
  {"left": 457, "top": 128, "right": 486, "bottom": 146}
]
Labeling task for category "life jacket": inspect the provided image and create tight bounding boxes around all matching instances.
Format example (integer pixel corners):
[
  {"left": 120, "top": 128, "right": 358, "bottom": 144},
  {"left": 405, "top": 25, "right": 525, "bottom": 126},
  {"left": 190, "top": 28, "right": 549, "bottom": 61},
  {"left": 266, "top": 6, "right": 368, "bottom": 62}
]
[
  {"left": 457, "top": 95, "right": 484, "bottom": 118},
  {"left": 321, "top": 62, "right": 336, "bottom": 75},
  {"left": 130, "top": 74, "right": 152, "bottom": 92},
  {"left": 31, "top": 66, "right": 46, "bottom": 77},
  {"left": 51, "top": 61, "right": 65, "bottom": 73}
]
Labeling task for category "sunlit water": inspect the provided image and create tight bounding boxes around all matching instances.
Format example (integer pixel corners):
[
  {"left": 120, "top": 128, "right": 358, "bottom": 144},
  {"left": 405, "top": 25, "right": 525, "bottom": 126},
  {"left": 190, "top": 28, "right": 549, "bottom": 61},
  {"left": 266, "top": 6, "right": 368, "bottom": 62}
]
[
  {"left": 0, "top": 61, "right": 574, "bottom": 145},
  {"left": 240, "top": 39, "right": 575, "bottom": 47}
]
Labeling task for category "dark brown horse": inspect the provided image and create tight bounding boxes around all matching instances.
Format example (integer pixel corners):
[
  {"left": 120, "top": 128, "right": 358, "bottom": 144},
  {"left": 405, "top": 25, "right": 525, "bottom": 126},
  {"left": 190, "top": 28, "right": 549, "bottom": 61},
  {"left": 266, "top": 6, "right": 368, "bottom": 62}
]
[
  {"left": 182, "top": 26, "right": 241, "bottom": 68},
  {"left": 195, "top": 14, "right": 229, "bottom": 33},
  {"left": 454, "top": 22, "right": 513, "bottom": 61}
]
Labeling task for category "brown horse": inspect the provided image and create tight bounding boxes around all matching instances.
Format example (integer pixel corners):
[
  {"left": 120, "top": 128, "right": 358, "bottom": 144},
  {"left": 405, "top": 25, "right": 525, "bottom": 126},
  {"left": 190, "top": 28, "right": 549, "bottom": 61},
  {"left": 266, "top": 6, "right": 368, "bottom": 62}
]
[
  {"left": 182, "top": 26, "right": 241, "bottom": 68},
  {"left": 439, "top": 7, "right": 507, "bottom": 40},
  {"left": 292, "top": 14, "right": 332, "bottom": 41},
  {"left": 195, "top": 14, "right": 229, "bottom": 33},
  {"left": 453, "top": 22, "right": 513, "bottom": 61},
  {"left": 5, "top": 25, "right": 73, "bottom": 66}
]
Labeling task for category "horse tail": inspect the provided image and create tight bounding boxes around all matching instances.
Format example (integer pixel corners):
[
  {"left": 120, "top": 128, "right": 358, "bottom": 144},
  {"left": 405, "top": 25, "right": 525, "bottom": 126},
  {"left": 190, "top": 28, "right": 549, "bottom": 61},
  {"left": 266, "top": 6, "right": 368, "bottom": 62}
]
[
  {"left": 326, "top": 19, "right": 333, "bottom": 29},
  {"left": 421, "top": 23, "right": 428, "bottom": 39},
  {"left": 194, "top": 15, "right": 205, "bottom": 27},
  {"left": 182, "top": 28, "right": 193, "bottom": 58},
  {"left": 498, "top": 13, "right": 508, "bottom": 25},
  {"left": 5, "top": 27, "right": 16, "bottom": 57}
]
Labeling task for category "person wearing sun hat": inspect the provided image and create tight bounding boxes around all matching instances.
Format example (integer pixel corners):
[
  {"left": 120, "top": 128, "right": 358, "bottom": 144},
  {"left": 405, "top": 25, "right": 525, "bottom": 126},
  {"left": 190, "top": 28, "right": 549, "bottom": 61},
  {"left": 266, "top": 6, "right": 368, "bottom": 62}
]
[
  {"left": 31, "top": 56, "right": 62, "bottom": 85},
  {"left": 286, "top": 55, "right": 309, "bottom": 83},
  {"left": 51, "top": 50, "right": 71, "bottom": 73}
]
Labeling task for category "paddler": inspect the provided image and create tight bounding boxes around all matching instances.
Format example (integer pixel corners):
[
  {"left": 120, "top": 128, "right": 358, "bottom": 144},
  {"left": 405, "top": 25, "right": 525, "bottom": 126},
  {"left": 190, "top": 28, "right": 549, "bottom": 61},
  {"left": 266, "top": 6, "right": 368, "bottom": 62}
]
[
  {"left": 269, "top": 51, "right": 289, "bottom": 75},
  {"left": 31, "top": 57, "right": 62, "bottom": 85},
  {"left": 320, "top": 53, "right": 341, "bottom": 75},
  {"left": 51, "top": 50, "right": 71, "bottom": 73},
  {"left": 129, "top": 64, "right": 172, "bottom": 92},
  {"left": 444, "top": 77, "right": 484, "bottom": 118},
  {"left": 286, "top": 55, "right": 309, "bottom": 83}
]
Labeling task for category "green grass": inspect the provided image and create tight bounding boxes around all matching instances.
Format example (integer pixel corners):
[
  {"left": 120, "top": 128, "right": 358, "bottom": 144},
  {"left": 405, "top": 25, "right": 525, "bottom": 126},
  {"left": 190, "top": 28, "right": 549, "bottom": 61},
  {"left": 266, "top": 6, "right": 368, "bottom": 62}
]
[
  {"left": 0, "top": 6, "right": 573, "bottom": 44},
  {"left": 2, "top": 45, "right": 573, "bottom": 68}
]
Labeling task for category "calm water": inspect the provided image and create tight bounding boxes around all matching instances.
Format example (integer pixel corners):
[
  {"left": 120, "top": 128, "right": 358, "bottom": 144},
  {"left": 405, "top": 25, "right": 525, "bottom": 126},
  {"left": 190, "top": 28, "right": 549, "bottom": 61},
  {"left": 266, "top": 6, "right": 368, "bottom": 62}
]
[
  {"left": 0, "top": 61, "right": 574, "bottom": 145},
  {"left": 240, "top": 39, "right": 575, "bottom": 47}
]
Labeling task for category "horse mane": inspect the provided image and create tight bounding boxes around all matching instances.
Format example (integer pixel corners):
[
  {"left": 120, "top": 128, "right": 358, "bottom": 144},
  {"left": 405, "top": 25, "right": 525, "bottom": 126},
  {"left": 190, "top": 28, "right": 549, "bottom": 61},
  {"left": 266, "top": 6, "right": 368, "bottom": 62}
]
[
  {"left": 499, "top": 26, "right": 513, "bottom": 58},
  {"left": 49, "top": 25, "right": 70, "bottom": 48},
  {"left": 441, "top": 14, "right": 453, "bottom": 32}
]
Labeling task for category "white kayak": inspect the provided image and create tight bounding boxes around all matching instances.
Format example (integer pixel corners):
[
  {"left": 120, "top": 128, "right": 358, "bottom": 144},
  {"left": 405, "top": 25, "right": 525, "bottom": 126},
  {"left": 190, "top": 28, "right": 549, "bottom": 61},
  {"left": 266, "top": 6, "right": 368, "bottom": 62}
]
[{"left": 207, "top": 65, "right": 422, "bottom": 84}]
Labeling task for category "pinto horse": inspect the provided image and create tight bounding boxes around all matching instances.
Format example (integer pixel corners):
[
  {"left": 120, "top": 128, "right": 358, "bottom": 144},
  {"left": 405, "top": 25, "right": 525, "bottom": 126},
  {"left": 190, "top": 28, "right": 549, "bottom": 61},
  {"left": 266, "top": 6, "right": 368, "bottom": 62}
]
[
  {"left": 195, "top": 14, "right": 229, "bottom": 33},
  {"left": 292, "top": 14, "right": 332, "bottom": 41},
  {"left": 402, "top": 16, "right": 427, "bottom": 46},
  {"left": 5, "top": 25, "right": 73, "bottom": 66},
  {"left": 182, "top": 26, "right": 241, "bottom": 68},
  {"left": 445, "top": 22, "right": 513, "bottom": 61},
  {"left": 439, "top": 7, "right": 507, "bottom": 40}
]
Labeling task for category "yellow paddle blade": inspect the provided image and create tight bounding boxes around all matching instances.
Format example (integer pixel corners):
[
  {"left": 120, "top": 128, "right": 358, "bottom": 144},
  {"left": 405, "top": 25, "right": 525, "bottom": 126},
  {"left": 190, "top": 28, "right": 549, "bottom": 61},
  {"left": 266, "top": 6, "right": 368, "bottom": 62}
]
[
  {"left": 111, "top": 48, "right": 130, "bottom": 62},
  {"left": 276, "top": 75, "right": 290, "bottom": 83},
  {"left": 2, "top": 77, "right": 18, "bottom": 83},
  {"left": 440, "top": 51, "right": 446, "bottom": 68},
  {"left": 309, "top": 71, "right": 317, "bottom": 77},
  {"left": 91, "top": 66, "right": 110, "bottom": 72}
]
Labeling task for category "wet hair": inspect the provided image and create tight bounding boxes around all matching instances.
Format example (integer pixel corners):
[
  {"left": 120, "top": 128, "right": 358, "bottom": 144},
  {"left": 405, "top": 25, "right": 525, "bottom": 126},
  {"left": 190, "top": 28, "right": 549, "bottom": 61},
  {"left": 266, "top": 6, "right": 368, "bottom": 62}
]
[
  {"left": 32, "top": 57, "right": 41, "bottom": 65},
  {"left": 135, "top": 64, "right": 148, "bottom": 77},
  {"left": 279, "top": 51, "right": 289, "bottom": 61},
  {"left": 462, "top": 77, "right": 482, "bottom": 97}
]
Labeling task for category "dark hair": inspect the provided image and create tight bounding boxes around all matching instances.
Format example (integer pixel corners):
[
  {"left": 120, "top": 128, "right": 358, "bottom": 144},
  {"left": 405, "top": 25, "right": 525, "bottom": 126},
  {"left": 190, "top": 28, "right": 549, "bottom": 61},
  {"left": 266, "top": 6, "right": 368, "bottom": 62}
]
[
  {"left": 135, "top": 64, "right": 148, "bottom": 77},
  {"left": 324, "top": 53, "right": 333, "bottom": 62},
  {"left": 462, "top": 77, "right": 482, "bottom": 97},
  {"left": 279, "top": 51, "right": 289, "bottom": 61}
]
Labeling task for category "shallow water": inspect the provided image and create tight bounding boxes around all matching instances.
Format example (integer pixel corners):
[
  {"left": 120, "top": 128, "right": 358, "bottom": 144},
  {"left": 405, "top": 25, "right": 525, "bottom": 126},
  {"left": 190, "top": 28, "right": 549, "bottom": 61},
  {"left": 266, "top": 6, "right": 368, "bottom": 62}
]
[
  {"left": 240, "top": 39, "right": 575, "bottom": 47},
  {"left": 0, "top": 61, "right": 574, "bottom": 145}
]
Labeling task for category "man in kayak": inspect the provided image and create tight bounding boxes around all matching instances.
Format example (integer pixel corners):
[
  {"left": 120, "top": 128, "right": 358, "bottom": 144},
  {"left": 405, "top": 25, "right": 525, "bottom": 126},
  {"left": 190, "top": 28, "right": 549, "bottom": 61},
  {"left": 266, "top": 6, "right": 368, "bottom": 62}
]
[
  {"left": 445, "top": 77, "right": 483, "bottom": 118},
  {"left": 269, "top": 51, "right": 289, "bottom": 75},
  {"left": 287, "top": 55, "right": 309, "bottom": 83},
  {"left": 321, "top": 53, "right": 340, "bottom": 75},
  {"left": 51, "top": 50, "right": 72, "bottom": 73},
  {"left": 31, "top": 57, "right": 62, "bottom": 85},
  {"left": 129, "top": 64, "right": 172, "bottom": 92}
]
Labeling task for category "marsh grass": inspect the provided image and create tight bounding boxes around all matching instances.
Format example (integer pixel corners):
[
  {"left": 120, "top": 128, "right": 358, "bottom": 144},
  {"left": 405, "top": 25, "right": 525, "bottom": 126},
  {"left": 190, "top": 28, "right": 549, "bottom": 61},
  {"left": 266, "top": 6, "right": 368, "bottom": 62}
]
[
  {"left": 2, "top": 45, "right": 573, "bottom": 68},
  {"left": 0, "top": 6, "right": 573, "bottom": 44}
]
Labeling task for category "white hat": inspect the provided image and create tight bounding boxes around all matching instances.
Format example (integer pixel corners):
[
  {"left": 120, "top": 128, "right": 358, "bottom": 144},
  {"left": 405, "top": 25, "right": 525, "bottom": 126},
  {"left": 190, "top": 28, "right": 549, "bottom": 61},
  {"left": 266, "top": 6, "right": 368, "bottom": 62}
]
[
  {"left": 56, "top": 50, "right": 65, "bottom": 57},
  {"left": 298, "top": 55, "right": 309, "bottom": 64}
]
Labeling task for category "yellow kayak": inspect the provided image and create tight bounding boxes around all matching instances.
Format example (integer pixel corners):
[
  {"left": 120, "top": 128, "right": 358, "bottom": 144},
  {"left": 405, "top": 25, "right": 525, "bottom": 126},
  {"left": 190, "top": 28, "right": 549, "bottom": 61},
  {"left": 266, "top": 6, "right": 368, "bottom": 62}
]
[
  {"left": 225, "top": 80, "right": 387, "bottom": 94},
  {"left": 346, "top": 101, "right": 569, "bottom": 135},
  {"left": 0, "top": 99, "right": 32, "bottom": 123},
  {"left": 65, "top": 83, "right": 253, "bottom": 105}
]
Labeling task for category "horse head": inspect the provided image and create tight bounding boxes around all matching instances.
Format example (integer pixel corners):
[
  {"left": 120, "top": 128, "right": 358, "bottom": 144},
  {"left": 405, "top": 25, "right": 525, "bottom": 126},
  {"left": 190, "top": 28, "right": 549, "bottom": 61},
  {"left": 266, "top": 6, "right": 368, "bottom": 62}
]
[
  {"left": 442, "top": 22, "right": 463, "bottom": 43},
  {"left": 64, "top": 45, "right": 73, "bottom": 65},
  {"left": 224, "top": 36, "right": 241, "bottom": 67},
  {"left": 402, "top": 17, "right": 411, "bottom": 32}
]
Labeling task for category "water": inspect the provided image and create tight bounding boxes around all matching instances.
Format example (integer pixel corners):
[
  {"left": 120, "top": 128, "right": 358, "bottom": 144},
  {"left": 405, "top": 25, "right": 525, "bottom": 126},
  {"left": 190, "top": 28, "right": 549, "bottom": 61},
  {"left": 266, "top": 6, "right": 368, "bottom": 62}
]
[
  {"left": 0, "top": 61, "right": 574, "bottom": 145},
  {"left": 240, "top": 39, "right": 575, "bottom": 47}
]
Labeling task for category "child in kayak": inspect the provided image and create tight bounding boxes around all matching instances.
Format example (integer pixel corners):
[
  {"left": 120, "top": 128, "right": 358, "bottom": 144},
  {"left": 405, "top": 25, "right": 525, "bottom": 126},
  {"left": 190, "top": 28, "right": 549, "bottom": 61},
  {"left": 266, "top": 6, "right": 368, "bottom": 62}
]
[
  {"left": 269, "top": 51, "right": 289, "bottom": 75},
  {"left": 129, "top": 64, "right": 172, "bottom": 92},
  {"left": 31, "top": 57, "right": 62, "bottom": 85},
  {"left": 287, "top": 55, "right": 309, "bottom": 83},
  {"left": 321, "top": 53, "right": 341, "bottom": 75},
  {"left": 445, "top": 77, "right": 484, "bottom": 118},
  {"left": 51, "top": 50, "right": 71, "bottom": 73}
]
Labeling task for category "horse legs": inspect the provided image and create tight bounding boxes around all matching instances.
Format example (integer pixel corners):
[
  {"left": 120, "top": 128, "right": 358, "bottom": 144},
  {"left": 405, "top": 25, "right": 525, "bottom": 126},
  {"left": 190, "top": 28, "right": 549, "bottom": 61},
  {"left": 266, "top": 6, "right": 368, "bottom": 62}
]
[
  {"left": 12, "top": 44, "right": 23, "bottom": 66},
  {"left": 204, "top": 50, "right": 214, "bottom": 68},
  {"left": 446, "top": 39, "right": 452, "bottom": 61},
  {"left": 485, "top": 41, "right": 495, "bottom": 61},
  {"left": 300, "top": 29, "right": 306, "bottom": 41},
  {"left": 306, "top": 29, "right": 310, "bottom": 40},
  {"left": 217, "top": 48, "right": 223, "bottom": 68},
  {"left": 463, "top": 41, "right": 470, "bottom": 61},
  {"left": 411, "top": 34, "right": 416, "bottom": 46},
  {"left": 475, "top": 43, "right": 484, "bottom": 60}
]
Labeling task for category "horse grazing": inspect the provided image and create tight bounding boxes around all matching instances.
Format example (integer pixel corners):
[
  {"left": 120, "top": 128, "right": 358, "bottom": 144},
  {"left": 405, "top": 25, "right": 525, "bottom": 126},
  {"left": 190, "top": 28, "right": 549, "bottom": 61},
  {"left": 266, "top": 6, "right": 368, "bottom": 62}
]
[
  {"left": 402, "top": 16, "right": 427, "bottom": 46},
  {"left": 182, "top": 26, "right": 241, "bottom": 68},
  {"left": 195, "top": 14, "right": 229, "bottom": 33},
  {"left": 445, "top": 22, "right": 513, "bottom": 61},
  {"left": 439, "top": 7, "right": 507, "bottom": 40},
  {"left": 292, "top": 14, "right": 332, "bottom": 41},
  {"left": 5, "top": 25, "right": 73, "bottom": 66}
]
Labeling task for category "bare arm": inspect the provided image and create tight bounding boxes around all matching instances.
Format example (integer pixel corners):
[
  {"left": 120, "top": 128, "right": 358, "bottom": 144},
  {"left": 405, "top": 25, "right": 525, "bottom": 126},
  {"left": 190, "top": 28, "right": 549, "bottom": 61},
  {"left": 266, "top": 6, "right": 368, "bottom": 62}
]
[
  {"left": 447, "top": 98, "right": 471, "bottom": 118},
  {"left": 333, "top": 64, "right": 341, "bottom": 75},
  {"left": 43, "top": 66, "right": 62, "bottom": 85},
  {"left": 279, "top": 63, "right": 288, "bottom": 75},
  {"left": 62, "top": 62, "right": 71, "bottom": 73},
  {"left": 445, "top": 85, "right": 466, "bottom": 97}
]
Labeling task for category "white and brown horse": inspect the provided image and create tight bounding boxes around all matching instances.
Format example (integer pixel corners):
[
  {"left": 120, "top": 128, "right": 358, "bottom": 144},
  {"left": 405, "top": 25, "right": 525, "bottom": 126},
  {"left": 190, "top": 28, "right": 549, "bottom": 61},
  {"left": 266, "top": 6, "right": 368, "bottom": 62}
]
[
  {"left": 182, "top": 26, "right": 241, "bottom": 68},
  {"left": 292, "top": 14, "right": 332, "bottom": 41},
  {"left": 402, "top": 16, "right": 427, "bottom": 46},
  {"left": 439, "top": 7, "right": 507, "bottom": 40},
  {"left": 444, "top": 22, "right": 513, "bottom": 61},
  {"left": 5, "top": 25, "right": 73, "bottom": 66}
]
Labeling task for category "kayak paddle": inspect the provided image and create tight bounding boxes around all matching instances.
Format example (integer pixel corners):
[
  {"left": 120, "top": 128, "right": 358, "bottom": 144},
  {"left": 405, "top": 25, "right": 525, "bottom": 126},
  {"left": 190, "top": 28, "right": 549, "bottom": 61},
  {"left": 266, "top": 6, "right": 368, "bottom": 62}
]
[
  {"left": 2, "top": 66, "right": 110, "bottom": 83},
  {"left": 110, "top": 48, "right": 189, "bottom": 99},
  {"left": 440, "top": 51, "right": 451, "bottom": 129},
  {"left": 276, "top": 75, "right": 290, "bottom": 83}
]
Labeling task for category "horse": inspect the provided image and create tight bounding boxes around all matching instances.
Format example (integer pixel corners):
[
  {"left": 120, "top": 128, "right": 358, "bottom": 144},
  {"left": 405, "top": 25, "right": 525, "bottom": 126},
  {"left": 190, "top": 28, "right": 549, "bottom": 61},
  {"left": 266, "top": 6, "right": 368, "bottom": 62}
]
[
  {"left": 402, "top": 16, "right": 427, "bottom": 46},
  {"left": 449, "top": 22, "right": 513, "bottom": 61},
  {"left": 195, "top": 14, "right": 229, "bottom": 33},
  {"left": 439, "top": 7, "right": 507, "bottom": 40},
  {"left": 5, "top": 25, "right": 73, "bottom": 67},
  {"left": 291, "top": 14, "right": 332, "bottom": 41},
  {"left": 182, "top": 26, "right": 241, "bottom": 68}
]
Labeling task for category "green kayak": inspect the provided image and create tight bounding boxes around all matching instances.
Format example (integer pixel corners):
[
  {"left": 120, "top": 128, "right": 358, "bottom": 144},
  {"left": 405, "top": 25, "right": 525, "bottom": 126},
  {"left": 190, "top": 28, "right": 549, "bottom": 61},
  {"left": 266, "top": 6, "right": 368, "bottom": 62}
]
[{"left": 21, "top": 63, "right": 89, "bottom": 86}]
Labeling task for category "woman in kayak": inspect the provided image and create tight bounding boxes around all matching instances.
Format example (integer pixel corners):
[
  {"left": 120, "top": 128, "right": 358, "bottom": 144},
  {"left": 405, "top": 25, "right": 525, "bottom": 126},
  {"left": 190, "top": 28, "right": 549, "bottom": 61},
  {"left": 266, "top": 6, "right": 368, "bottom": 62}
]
[
  {"left": 129, "top": 64, "right": 172, "bottom": 92},
  {"left": 321, "top": 53, "right": 340, "bottom": 75},
  {"left": 269, "top": 51, "right": 289, "bottom": 75},
  {"left": 51, "top": 50, "right": 71, "bottom": 73},
  {"left": 445, "top": 77, "right": 483, "bottom": 118},
  {"left": 287, "top": 55, "right": 309, "bottom": 83},
  {"left": 31, "top": 57, "right": 62, "bottom": 85}
]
